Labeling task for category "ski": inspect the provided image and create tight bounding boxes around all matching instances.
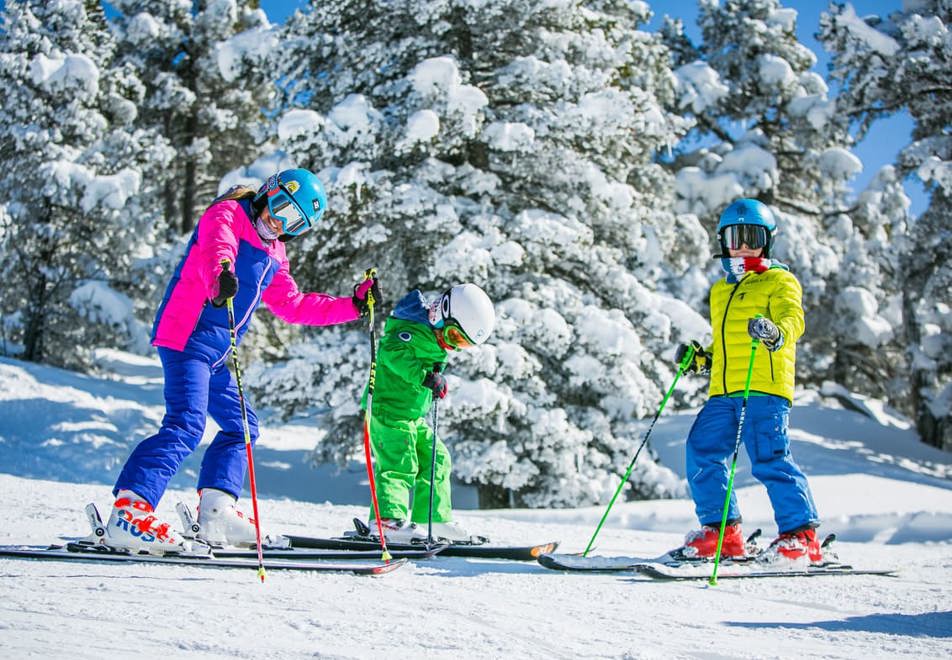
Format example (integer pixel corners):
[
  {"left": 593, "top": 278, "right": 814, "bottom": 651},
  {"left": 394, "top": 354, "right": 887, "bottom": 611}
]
[
  {"left": 634, "top": 562, "right": 898, "bottom": 581},
  {"left": 213, "top": 545, "right": 445, "bottom": 561},
  {"left": 286, "top": 534, "right": 558, "bottom": 561},
  {"left": 538, "top": 530, "right": 764, "bottom": 572},
  {"left": 0, "top": 543, "right": 408, "bottom": 575},
  {"left": 538, "top": 552, "right": 665, "bottom": 572}
]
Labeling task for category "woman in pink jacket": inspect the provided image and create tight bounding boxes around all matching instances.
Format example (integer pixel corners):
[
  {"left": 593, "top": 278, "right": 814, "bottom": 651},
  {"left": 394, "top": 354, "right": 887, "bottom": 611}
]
[{"left": 106, "top": 168, "right": 378, "bottom": 553}]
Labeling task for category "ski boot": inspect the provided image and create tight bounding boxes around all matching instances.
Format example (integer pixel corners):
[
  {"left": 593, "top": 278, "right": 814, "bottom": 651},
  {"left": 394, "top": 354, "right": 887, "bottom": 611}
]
[
  {"left": 94, "top": 491, "right": 199, "bottom": 555},
  {"left": 181, "top": 488, "right": 288, "bottom": 549},
  {"left": 361, "top": 518, "right": 428, "bottom": 544},
  {"left": 668, "top": 523, "right": 754, "bottom": 562},
  {"left": 758, "top": 526, "right": 826, "bottom": 566},
  {"left": 425, "top": 521, "right": 473, "bottom": 543}
]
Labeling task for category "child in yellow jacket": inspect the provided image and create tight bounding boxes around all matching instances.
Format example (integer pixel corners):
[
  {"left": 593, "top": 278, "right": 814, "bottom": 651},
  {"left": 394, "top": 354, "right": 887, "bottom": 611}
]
[{"left": 674, "top": 199, "right": 822, "bottom": 565}]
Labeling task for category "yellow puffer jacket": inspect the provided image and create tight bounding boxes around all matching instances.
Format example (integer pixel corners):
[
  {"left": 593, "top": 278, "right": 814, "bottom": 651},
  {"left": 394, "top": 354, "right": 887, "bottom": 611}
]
[{"left": 707, "top": 267, "right": 804, "bottom": 402}]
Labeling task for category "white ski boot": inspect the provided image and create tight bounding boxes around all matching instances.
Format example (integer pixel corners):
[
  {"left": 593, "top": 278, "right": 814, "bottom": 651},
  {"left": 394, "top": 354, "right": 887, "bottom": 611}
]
[
  {"left": 99, "top": 491, "right": 194, "bottom": 555},
  {"left": 369, "top": 518, "right": 428, "bottom": 544},
  {"left": 192, "top": 488, "right": 288, "bottom": 549},
  {"left": 427, "top": 520, "right": 473, "bottom": 543}
]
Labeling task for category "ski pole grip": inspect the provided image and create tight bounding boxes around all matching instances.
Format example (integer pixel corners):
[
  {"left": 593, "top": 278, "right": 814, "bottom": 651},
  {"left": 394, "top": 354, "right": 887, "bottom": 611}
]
[
  {"left": 678, "top": 343, "right": 697, "bottom": 373},
  {"left": 362, "top": 268, "right": 378, "bottom": 308},
  {"left": 751, "top": 313, "right": 763, "bottom": 347}
]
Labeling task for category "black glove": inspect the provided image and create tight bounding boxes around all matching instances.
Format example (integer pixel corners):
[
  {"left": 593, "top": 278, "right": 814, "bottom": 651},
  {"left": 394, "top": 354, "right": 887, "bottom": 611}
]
[
  {"left": 211, "top": 269, "right": 238, "bottom": 307},
  {"left": 423, "top": 371, "right": 447, "bottom": 399},
  {"left": 675, "top": 340, "right": 712, "bottom": 375},
  {"left": 748, "top": 317, "right": 783, "bottom": 351},
  {"left": 352, "top": 274, "right": 382, "bottom": 317}
]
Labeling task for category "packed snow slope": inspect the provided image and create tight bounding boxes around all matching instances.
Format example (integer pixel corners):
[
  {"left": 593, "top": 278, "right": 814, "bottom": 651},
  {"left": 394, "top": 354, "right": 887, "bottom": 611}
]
[{"left": 0, "top": 351, "right": 950, "bottom": 659}]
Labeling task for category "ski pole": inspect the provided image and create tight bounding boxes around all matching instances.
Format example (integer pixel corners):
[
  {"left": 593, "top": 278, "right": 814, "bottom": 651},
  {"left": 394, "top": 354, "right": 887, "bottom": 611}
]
[
  {"left": 427, "top": 390, "right": 440, "bottom": 546},
  {"left": 221, "top": 260, "right": 266, "bottom": 583},
  {"left": 360, "top": 268, "right": 392, "bottom": 562},
  {"left": 582, "top": 343, "right": 697, "bottom": 557},
  {"left": 709, "top": 319, "right": 760, "bottom": 586}
]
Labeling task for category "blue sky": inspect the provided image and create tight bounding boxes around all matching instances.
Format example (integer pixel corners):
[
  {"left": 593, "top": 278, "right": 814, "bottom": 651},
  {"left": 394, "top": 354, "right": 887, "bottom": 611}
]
[{"left": 260, "top": 0, "right": 927, "bottom": 217}]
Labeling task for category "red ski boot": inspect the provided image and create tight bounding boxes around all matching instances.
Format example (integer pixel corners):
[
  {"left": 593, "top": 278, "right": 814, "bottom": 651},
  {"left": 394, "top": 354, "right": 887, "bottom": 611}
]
[
  {"left": 672, "top": 523, "right": 747, "bottom": 561},
  {"left": 760, "top": 527, "right": 823, "bottom": 565}
]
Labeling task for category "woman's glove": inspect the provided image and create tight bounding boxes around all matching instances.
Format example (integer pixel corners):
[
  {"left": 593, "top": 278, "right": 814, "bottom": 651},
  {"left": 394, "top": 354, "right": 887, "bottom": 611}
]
[
  {"left": 353, "top": 273, "right": 382, "bottom": 317},
  {"left": 211, "top": 269, "right": 238, "bottom": 307}
]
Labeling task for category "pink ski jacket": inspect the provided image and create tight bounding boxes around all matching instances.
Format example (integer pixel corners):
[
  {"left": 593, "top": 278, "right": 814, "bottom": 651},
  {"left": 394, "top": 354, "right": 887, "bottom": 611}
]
[{"left": 151, "top": 198, "right": 359, "bottom": 365}]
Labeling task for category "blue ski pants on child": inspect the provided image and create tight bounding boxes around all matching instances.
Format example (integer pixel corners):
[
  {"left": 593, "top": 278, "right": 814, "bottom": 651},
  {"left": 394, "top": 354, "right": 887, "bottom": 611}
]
[
  {"left": 113, "top": 347, "right": 258, "bottom": 509},
  {"left": 686, "top": 394, "right": 818, "bottom": 534}
]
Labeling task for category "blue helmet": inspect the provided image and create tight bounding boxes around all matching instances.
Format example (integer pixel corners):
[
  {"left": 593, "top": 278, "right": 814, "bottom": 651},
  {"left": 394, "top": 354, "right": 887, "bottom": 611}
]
[
  {"left": 255, "top": 168, "right": 327, "bottom": 236},
  {"left": 716, "top": 198, "right": 777, "bottom": 257}
]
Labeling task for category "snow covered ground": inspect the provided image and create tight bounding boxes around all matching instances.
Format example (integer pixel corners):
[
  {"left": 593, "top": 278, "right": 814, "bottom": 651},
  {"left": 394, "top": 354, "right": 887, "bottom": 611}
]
[{"left": 1, "top": 351, "right": 950, "bottom": 658}]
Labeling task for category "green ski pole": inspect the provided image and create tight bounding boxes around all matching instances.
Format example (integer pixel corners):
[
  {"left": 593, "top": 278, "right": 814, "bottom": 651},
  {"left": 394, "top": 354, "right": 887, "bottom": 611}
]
[
  {"left": 708, "top": 318, "right": 761, "bottom": 586},
  {"left": 582, "top": 344, "right": 697, "bottom": 557}
]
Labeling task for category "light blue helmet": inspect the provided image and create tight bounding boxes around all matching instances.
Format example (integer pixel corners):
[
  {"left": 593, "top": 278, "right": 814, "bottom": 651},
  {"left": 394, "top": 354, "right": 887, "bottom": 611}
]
[
  {"left": 716, "top": 198, "right": 777, "bottom": 257},
  {"left": 255, "top": 168, "right": 327, "bottom": 236}
]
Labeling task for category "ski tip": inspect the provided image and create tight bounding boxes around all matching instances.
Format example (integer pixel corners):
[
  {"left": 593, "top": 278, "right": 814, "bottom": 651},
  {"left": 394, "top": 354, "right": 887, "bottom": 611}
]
[
  {"left": 368, "top": 557, "right": 408, "bottom": 575},
  {"left": 529, "top": 542, "right": 560, "bottom": 558}
]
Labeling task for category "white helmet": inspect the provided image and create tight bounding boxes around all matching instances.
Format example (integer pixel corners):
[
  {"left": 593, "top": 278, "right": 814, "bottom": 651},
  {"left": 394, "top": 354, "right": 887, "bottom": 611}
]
[{"left": 438, "top": 283, "right": 495, "bottom": 346}]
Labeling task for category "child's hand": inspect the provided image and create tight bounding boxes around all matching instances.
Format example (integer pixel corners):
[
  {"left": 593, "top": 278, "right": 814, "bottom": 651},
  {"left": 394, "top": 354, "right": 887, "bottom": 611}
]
[
  {"left": 748, "top": 317, "right": 783, "bottom": 350},
  {"left": 423, "top": 372, "right": 448, "bottom": 399},
  {"left": 675, "top": 340, "right": 711, "bottom": 374}
]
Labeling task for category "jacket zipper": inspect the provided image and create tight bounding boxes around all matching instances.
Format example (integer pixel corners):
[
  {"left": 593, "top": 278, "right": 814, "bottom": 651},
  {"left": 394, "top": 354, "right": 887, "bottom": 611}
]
[{"left": 721, "top": 279, "right": 743, "bottom": 394}]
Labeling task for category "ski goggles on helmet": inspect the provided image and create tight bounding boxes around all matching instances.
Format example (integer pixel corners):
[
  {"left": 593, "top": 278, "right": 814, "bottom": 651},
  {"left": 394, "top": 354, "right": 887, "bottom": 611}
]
[
  {"left": 443, "top": 323, "right": 474, "bottom": 350},
  {"left": 720, "top": 224, "right": 769, "bottom": 251}
]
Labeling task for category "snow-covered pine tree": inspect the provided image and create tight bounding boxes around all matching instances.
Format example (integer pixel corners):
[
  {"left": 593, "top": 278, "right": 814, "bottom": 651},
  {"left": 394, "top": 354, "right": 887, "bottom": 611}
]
[
  {"left": 254, "top": 0, "right": 709, "bottom": 507},
  {"left": 0, "top": 0, "right": 159, "bottom": 366},
  {"left": 109, "top": 0, "right": 275, "bottom": 236},
  {"left": 828, "top": 165, "right": 911, "bottom": 403},
  {"left": 661, "top": 0, "right": 860, "bottom": 385},
  {"left": 820, "top": 1, "right": 952, "bottom": 450}
]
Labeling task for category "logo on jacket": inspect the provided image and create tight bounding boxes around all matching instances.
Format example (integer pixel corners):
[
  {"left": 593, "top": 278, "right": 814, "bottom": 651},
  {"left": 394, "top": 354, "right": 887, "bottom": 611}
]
[{"left": 398, "top": 331, "right": 412, "bottom": 342}]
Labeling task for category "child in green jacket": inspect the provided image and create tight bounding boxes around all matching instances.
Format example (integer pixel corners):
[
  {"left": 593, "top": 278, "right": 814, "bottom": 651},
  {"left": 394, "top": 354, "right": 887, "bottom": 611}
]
[{"left": 364, "top": 283, "right": 495, "bottom": 543}]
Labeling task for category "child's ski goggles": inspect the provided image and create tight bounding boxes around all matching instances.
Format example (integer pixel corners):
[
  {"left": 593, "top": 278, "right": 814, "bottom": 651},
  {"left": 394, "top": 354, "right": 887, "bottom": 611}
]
[
  {"left": 443, "top": 324, "right": 474, "bottom": 350},
  {"left": 720, "top": 224, "right": 769, "bottom": 250}
]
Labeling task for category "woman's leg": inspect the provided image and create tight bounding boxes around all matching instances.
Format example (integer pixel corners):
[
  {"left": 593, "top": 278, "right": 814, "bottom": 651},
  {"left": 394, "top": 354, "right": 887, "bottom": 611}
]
[{"left": 113, "top": 348, "right": 211, "bottom": 508}]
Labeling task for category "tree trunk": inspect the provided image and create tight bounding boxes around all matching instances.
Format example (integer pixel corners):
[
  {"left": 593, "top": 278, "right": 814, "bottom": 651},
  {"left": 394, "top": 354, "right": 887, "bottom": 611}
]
[
  {"left": 21, "top": 272, "right": 48, "bottom": 363},
  {"left": 180, "top": 111, "right": 199, "bottom": 234}
]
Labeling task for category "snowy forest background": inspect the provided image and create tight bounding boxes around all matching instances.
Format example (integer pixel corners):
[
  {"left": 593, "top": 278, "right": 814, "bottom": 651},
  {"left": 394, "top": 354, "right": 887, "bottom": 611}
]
[{"left": 0, "top": 0, "right": 949, "bottom": 509}]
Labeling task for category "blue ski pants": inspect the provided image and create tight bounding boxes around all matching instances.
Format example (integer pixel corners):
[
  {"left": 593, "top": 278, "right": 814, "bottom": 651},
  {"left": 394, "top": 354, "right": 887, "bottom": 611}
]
[
  {"left": 686, "top": 394, "right": 818, "bottom": 534},
  {"left": 113, "top": 347, "right": 258, "bottom": 508}
]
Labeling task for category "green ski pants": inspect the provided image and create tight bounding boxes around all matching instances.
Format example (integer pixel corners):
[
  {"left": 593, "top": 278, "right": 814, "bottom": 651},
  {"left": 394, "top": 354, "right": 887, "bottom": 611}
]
[{"left": 368, "top": 413, "right": 453, "bottom": 523}]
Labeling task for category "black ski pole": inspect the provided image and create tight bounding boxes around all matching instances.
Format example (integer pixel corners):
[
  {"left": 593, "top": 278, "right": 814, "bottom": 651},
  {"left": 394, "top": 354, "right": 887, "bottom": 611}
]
[
  {"left": 582, "top": 344, "right": 697, "bottom": 556},
  {"left": 427, "top": 377, "right": 440, "bottom": 547}
]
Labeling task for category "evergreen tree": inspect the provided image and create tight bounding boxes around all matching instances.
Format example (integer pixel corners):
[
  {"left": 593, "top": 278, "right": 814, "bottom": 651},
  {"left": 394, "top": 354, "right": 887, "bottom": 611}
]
[
  {"left": 254, "top": 0, "right": 708, "bottom": 507},
  {"left": 0, "top": 0, "right": 159, "bottom": 366},
  {"left": 110, "top": 0, "right": 275, "bottom": 236},
  {"left": 820, "top": 1, "right": 952, "bottom": 450}
]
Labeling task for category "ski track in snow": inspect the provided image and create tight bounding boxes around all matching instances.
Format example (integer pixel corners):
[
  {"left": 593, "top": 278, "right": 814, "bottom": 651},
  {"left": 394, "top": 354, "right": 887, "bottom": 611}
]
[{"left": 0, "top": 354, "right": 951, "bottom": 658}]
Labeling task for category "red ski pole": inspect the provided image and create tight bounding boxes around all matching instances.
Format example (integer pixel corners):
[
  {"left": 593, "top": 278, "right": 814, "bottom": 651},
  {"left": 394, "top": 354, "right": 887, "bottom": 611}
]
[
  {"left": 222, "top": 260, "right": 267, "bottom": 582},
  {"left": 361, "top": 269, "right": 392, "bottom": 562}
]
